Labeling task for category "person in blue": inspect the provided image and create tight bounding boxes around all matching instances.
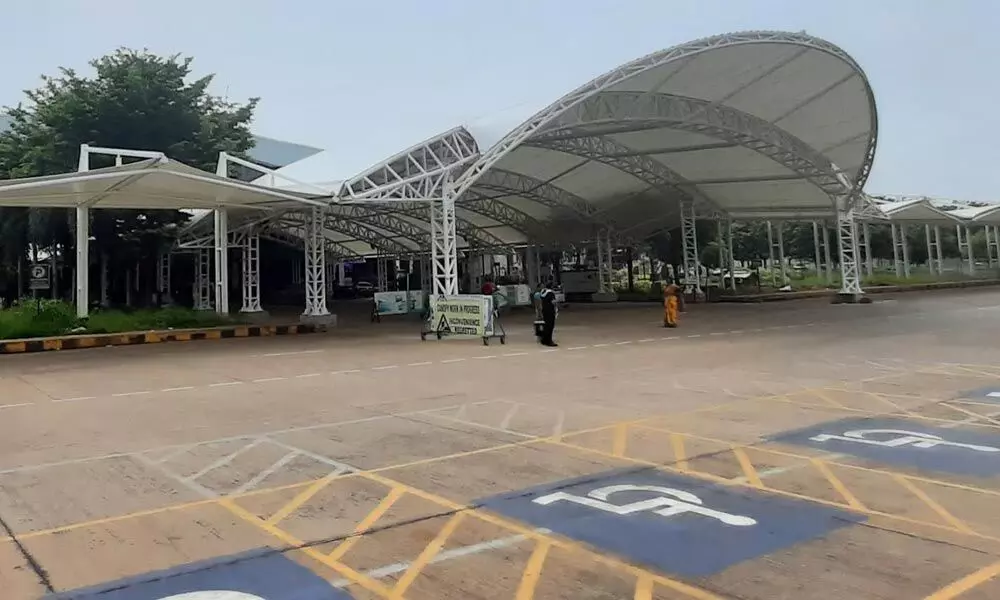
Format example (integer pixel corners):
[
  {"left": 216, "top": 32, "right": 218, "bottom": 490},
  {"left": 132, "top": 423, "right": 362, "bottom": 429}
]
[{"left": 535, "top": 282, "right": 558, "bottom": 347}]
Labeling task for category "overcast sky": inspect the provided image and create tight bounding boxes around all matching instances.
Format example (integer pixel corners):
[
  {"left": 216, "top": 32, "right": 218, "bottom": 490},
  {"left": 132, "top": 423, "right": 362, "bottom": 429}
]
[{"left": 2, "top": 0, "right": 996, "bottom": 202}]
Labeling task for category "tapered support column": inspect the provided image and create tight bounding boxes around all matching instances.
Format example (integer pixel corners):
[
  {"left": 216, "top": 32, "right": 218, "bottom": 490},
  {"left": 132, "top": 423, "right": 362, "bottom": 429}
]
[
  {"left": 240, "top": 233, "right": 263, "bottom": 313},
  {"left": 987, "top": 225, "right": 1000, "bottom": 269},
  {"left": 812, "top": 221, "right": 823, "bottom": 279},
  {"left": 822, "top": 224, "right": 833, "bottom": 284},
  {"left": 680, "top": 199, "right": 701, "bottom": 295},
  {"left": 75, "top": 206, "right": 89, "bottom": 318},
  {"left": 302, "top": 206, "right": 330, "bottom": 317},
  {"left": 891, "top": 223, "right": 905, "bottom": 278},
  {"left": 925, "top": 224, "right": 937, "bottom": 275},
  {"left": 726, "top": 219, "right": 736, "bottom": 292}
]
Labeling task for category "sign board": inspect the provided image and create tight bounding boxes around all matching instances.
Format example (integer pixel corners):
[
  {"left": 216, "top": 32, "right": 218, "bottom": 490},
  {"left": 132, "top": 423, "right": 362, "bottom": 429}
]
[
  {"left": 428, "top": 295, "right": 493, "bottom": 337},
  {"left": 51, "top": 549, "right": 350, "bottom": 599},
  {"left": 29, "top": 263, "right": 51, "bottom": 291},
  {"left": 374, "top": 290, "right": 425, "bottom": 316},
  {"left": 493, "top": 285, "right": 532, "bottom": 308},
  {"left": 956, "top": 387, "right": 1000, "bottom": 405},
  {"left": 477, "top": 469, "right": 861, "bottom": 577},
  {"left": 771, "top": 417, "right": 1000, "bottom": 476}
]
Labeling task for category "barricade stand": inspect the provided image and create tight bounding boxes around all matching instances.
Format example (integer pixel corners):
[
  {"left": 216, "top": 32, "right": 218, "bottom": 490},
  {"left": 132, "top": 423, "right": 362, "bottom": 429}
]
[{"left": 421, "top": 294, "right": 506, "bottom": 345}]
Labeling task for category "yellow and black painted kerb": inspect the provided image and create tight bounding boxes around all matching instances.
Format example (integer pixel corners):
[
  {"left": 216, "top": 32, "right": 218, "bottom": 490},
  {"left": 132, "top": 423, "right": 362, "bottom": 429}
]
[{"left": 0, "top": 324, "right": 318, "bottom": 354}]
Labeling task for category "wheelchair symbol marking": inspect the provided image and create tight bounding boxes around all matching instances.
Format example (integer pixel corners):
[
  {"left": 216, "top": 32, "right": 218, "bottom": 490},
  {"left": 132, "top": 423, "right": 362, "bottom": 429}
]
[
  {"left": 810, "top": 429, "right": 1000, "bottom": 453},
  {"left": 533, "top": 484, "right": 757, "bottom": 526}
]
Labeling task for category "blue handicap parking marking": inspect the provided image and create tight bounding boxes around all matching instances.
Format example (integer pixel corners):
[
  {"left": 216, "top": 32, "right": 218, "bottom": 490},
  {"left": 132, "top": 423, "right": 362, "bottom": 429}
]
[
  {"left": 477, "top": 468, "right": 862, "bottom": 577},
  {"left": 957, "top": 387, "right": 1000, "bottom": 404},
  {"left": 50, "top": 549, "right": 350, "bottom": 600},
  {"left": 772, "top": 417, "right": 1000, "bottom": 477}
]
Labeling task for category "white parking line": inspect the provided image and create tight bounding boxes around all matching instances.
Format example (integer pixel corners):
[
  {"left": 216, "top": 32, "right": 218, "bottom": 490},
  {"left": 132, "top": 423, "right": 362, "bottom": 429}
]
[
  {"left": 52, "top": 396, "right": 95, "bottom": 403},
  {"left": 111, "top": 391, "right": 151, "bottom": 398},
  {"left": 502, "top": 352, "right": 528, "bottom": 357},
  {"left": 209, "top": 381, "right": 244, "bottom": 388},
  {"left": 252, "top": 377, "right": 286, "bottom": 383},
  {"left": 473, "top": 355, "right": 497, "bottom": 360},
  {"left": 372, "top": 365, "right": 399, "bottom": 371},
  {"left": 441, "top": 358, "right": 466, "bottom": 363},
  {"left": 407, "top": 361, "right": 432, "bottom": 367},
  {"left": 331, "top": 369, "right": 361, "bottom": 375},
  {"left": 161, "top": 386, "right": 195, "bottom": 393},
  {"left": 0, "top": 402, "right": 34, "bottom": 409},
  {"left": 567, "top": 346, "right": 588, "bottom": 351},
  {"left": 258, "top": 350, "right": 324, "bottom": 357},
  {"left": 296, "top": 373, "right": 322, "bottom": 379}
]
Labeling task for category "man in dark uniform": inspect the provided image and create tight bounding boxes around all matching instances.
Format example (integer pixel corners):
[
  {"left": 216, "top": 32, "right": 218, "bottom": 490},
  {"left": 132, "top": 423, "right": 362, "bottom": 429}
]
[{"left": 538, "top": 283, "right": 558, "bottom": 347}]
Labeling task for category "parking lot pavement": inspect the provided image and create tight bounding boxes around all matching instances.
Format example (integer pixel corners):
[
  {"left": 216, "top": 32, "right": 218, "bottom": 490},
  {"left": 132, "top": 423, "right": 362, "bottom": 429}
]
[{"left": 3, "top": 288, "right": 1000, "bottom": 599}]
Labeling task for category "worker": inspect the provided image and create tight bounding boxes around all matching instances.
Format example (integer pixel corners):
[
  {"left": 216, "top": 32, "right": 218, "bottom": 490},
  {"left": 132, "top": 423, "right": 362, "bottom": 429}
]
[
  {"left": 538, "top": 282, "right": 558, "bottom": 346},
  {"left": 663, "top": 282, "right": 680, "bottom": 328}
]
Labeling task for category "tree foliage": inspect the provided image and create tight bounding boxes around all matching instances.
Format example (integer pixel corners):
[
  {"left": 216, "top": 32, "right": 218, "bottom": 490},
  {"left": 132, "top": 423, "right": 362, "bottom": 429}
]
[{"left": 0, "top": 49, "right": 258, "bottom": 303}]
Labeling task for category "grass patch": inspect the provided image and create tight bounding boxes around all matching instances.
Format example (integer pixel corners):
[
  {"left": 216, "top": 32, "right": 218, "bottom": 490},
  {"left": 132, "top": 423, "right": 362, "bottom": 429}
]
[{"left": 0, "top": 300, "right": 239, "bottom": 340}]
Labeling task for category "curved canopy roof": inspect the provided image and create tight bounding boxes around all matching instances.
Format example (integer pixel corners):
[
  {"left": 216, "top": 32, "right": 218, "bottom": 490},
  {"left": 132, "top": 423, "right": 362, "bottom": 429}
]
[{"left": 445, "top": 30, "right": 878, "bottom": 247}]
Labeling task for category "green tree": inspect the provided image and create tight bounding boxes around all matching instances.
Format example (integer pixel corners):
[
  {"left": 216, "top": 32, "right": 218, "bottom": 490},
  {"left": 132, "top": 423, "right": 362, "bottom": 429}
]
[{"left": 0, "top": 49, "right": 258, "bottom": 303}]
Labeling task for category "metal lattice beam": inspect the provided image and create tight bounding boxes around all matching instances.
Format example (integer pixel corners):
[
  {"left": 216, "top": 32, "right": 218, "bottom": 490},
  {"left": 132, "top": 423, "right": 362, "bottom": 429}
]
[
  {"left": 533, "top": 91, "right": 851, "bottom": 199},
  {"left": 525, "top": 134, "right": 720, "bottom": 217},
  {"left": 341, "top": 127, "right": 480, "bottom": 202},
  {"left": 453, "top": 30, "right": 876, "bottom": 200}
]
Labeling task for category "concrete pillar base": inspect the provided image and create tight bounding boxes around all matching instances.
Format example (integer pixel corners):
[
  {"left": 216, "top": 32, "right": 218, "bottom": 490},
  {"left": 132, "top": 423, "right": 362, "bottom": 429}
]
[
  {"left": 832, "top": 293, "right": 872, "bottom": 305},
  {"left": 300, "top": 313, "right": 338, "bottom": 329},
  {"left": 238, "top": 310, "right": 271, "bottom": 324}
]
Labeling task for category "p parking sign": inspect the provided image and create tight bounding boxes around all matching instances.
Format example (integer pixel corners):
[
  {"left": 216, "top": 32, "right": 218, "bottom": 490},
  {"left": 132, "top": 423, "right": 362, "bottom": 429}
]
[{"left": 29, "top": 263, "right": 51, "bottom": 291}]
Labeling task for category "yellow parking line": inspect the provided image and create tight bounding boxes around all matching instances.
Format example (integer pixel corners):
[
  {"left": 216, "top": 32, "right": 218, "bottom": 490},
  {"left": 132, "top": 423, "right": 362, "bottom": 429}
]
[
  {"left": 359, "top": 471, "right": 720, "bottom": 600},
  {"left": 391, "top": 512, "right": 465, "bottom": 598},
  {"left": 219, "top": 497, "right": 394, "bottom": 598},
  {"left": 547, "top": 438, "right": 999, "bottom": 543},
  {"left": 941, "top": 402, "right": 1000, "bottom": 427},
  {"left": 635, "top": 422, "right": 1000, "bottom": 498},
  {"left": 328, "top": 487, "right": 406, "bottom": 561},
  {"left": 732, "top": 448, "right": 763, "bottom": 488},
  {"left": 612, "top": 424, "right": 629, "bottom": 457},
  {"left": 634, "top": 574, "right": 654, "bottom": 600},
  {"left": 765, "top": 395, "right": 1000, "bottom": 430},
  {"left": 924, "top": 559, "right": 1000, "bottom": 599},
  {"left": 809, "top": 389, "right": 848, "bottom": 409},
  {"left": 670, "top": 433, "right": 689, "bottom": 471},
  {"left": 267, "top": 472, "right": 341, "bottom": 525},
  {"left": 892, "top": 475, "right": 975, "bottom": 535},
  {"left": 811, "top": 459, "right": 866, "bottom": 511},
  {"left": 514, "top": 540, "right": 551, "bottom": 600}
]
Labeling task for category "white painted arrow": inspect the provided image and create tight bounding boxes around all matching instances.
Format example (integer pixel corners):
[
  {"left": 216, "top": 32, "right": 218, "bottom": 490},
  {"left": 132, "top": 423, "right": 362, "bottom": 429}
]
[{"left": 988, "top": 392, "right": 1000, "bottom": 398}]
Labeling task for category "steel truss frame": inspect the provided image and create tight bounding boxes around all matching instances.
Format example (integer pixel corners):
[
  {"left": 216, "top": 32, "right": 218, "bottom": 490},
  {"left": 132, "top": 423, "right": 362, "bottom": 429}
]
[
  {"left": 986, "top": 225, "right": 1000, "bottom": 268},
  {"left": 452, "top": 30, "right": 877, "bottom": 202},
  {"left": 956, "top": 225, "right": 975, "bottom": 274},
  {"left": 340, "top": 127, "right": 480, "bottom": 202},
  {"left": 241, "top": 231, "right": 263, "bottom": 313},
  {"left": 430, "top": 176, "right": 460, "bottom": 296},
  {"left": 156, "top": 252, "right": 172, "bottom": 304},
  {"left": 525, "top": 134, "right": 719, "bottom": 218},
  {"left": 194, "top": 248, "right": 213, "bottom": 310},
  {"left": 680, "top": 199, "right": 701, "bottom": 295},
  {"left": 531, "top": 91, "right": 851, "bottom": 199},
  {"left": 595, "top": 229, "right": 614, "bottom": 293},
  {"left": 767, "top": 221, "right": 788, "bottom": 286},
  {"left": 836, "top": 208, "right": 863, "bottom": 297},
  {"left": 859, "top": 220, "right": 873, "bottom": 277}
]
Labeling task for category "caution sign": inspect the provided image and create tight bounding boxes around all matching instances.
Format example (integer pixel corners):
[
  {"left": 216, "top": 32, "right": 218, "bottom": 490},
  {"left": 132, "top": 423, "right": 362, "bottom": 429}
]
[{"left": 429, "top": 295, "right": 493, "bottom": 337}]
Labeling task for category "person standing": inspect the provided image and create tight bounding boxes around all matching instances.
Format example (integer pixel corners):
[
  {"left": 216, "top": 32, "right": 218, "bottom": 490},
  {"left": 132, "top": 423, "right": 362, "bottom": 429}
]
[
  {"left": 663, "top": 282, "right": 680, "bottom": 328},
  {"left": 538, "top": 283, "right": 558, "bottom": 346}
]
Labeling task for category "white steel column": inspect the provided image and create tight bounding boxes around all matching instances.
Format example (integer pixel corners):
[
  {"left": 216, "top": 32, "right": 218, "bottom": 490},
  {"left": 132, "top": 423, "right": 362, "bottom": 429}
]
[
  {"left": 213, "top": 209, "right": 229, "bottom": 314},
  {"left": 822, "top": 224, "right": 833, "bottom": 284},
  {"left": 595, "top": 231, "right": 613, "bottom": 293},
  {"left": 861, "top": 221, "right": 873, "bottom": 276},
  {"left": 75, "top": 206, "right": 89, "bottom": 318},
  {"left": 957, "top": 225, "right": 975, "bottom": 274},
  {"left": 680, "top": 200, "right": 701, "bottom": 295},
  {"left": 836, "top": 209, "right": 863, "bottom": 298},
  {"left": 302, "top": 206, "right": 330, "bottom": 317},
  {"left": 987, "top": 225, "right": 1000, "bottom": 268},
  {"left": 157, "top": 252, "right": 172, "bottom": 305},
  {"left": 776, "top": 222, "right": 787, "bottom": 286},
  {"left": 429, "top": 178, "right": 459, "bottom": 297},
  {"left": 194, "top": 249, "right": 212, "bottom": 310},
  {"left": 726, "top": 219, "right": 736, "bottom": 292},
  {"left": 376, "top": 255, "right": 388, "bottom": 292},
  {"left": 337, "top": 262, "right": 346, "bottom": 286},
  {"left": 812, "top": 221, "right": 823, "bottom": 279},
  {"left": 766, "top": 220, "right": 776, "bottom": 286},
  {"left": 924, "top": 224, "right": 937, "bottom": 275},
  {"left": 891, "top": 223, "right": 904, "bottom": 278},
  {"left": 934, "top": 225, "right": 944, "bottom": 276},
  {"left": 240, "top": 232, "right": 263, "bottom": 313}
]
